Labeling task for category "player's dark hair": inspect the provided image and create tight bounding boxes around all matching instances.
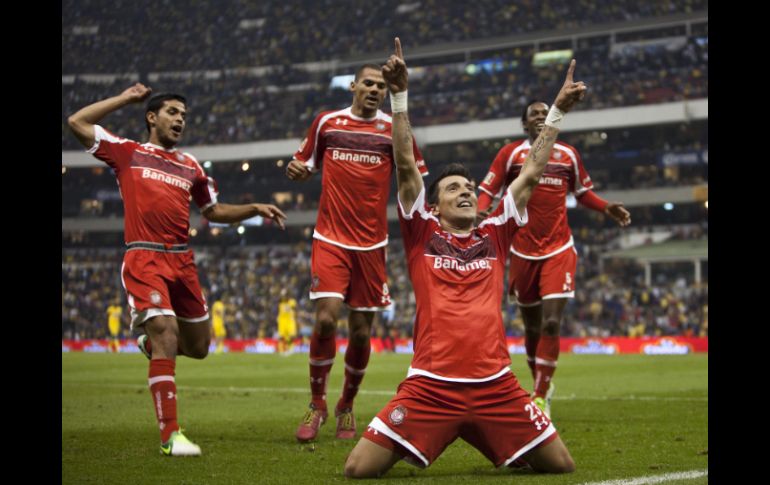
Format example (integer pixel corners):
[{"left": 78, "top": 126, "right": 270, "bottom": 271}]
[
  {"left": 355, "top": 63, "right": 383, "bottom": 81},
  {"left": 145, "top": 93, "right": 187, "bottom": 133},
  {"left": 427, "top": 163, "right": 473, "bottom": 206}
]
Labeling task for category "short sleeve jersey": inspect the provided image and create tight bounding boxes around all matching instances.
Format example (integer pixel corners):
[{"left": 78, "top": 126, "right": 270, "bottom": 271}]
[{"left": 87, "top": 125, "right": 219, "bottom": 245}]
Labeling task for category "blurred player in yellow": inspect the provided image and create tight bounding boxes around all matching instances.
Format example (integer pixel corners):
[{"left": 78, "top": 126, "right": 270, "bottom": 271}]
[
  {"left": 211, "top": 296, "right": 226, "bottom": 354},
  {"left": 107, "top": 297, "right": 123, "bottom": 352},
  {"left": 277, "top": 290, "right": 298, "bottom": 356}
]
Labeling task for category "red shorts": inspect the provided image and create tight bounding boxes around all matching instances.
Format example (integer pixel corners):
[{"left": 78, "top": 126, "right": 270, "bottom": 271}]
[
  {"left": 121, "top": 249, "right": 209, "bottom": 329},
  {"left": 362, "top": 373, "right": 558, "bottom": 468},
  {"left": 508, "top": 247, "right": 577, "bottom": 306},
  {"left": 309, "top": 239, "right": 390, "bottom": 311}
]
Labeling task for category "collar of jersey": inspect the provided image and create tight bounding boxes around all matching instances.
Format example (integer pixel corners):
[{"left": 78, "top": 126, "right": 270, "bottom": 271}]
[
  {"left": 345, "top": 107, "right": 380, "bottom": 122},
  {"left": 442, "top": 228, "right": 473, "bottom": 238},
  {"left": 143, "top": 142, "right": 178, "bottom": 153}
]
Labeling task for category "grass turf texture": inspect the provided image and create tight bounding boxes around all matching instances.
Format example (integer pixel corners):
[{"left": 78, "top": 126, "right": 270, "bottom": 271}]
[{"left": 62, "top": 353, "right": 707, "bottom": 484}]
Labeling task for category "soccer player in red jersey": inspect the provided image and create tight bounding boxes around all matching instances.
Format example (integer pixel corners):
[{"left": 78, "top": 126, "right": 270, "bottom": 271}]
[
  {"left": 344, "top": 39, "right": 584, "bottom": 478},
  {"left": 286, "top": 64, "right": 428, "bottom": 442},
  {"left": 476, "top": 102, "right": 631, "bottom": 417},
  {"left": 67, "top": 84, "right": 287, "bottom": 456}
]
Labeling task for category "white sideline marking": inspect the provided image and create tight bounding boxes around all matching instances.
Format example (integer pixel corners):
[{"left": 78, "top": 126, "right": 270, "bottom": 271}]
[
  {"left": 579, "top": 469, "right": 707, "bottom": 485},
  {"left": 62, "top": 382, "right": 707, "bottom": 401}
]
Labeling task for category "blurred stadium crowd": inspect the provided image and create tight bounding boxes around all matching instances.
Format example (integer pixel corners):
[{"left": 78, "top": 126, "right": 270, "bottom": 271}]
[{"left": 62, "top": 0, "right": 707, "bottom": 344}]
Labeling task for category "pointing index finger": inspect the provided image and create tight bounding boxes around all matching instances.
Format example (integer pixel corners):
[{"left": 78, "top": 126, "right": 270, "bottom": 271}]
[
  {"left": 395, "top": 37, "right": 403, "bottom": 60},
  {"left": 565, "top": 59, "right": 576, "bottom": 83}
]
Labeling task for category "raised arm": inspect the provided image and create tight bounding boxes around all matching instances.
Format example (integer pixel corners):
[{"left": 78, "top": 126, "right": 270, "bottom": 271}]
[
  {"left": 382, "top": 37, "right": 423, "bottom": 210},
  {"left": 508, "top": 60, "right": 586, "bottom": 215},
  {"left": 67, "top": 83, "right": 152, "bottom": 149}
]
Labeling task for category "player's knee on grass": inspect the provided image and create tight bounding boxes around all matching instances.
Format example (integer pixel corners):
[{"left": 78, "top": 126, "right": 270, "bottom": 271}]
[
  {"left": 524, "top": 439, "right": 575, "bottom": 474},
  {"left": 343, "top": 451, "right": 388, "bottom": 479},
  {"left": 548, "top": 451, "right": 575, "bottom": 473},
  {"left": 343, "top": 451, "right": 370, "bottom": 478},
  {"left": 344, "top": 438, "right": 401, "bottom": 478}
]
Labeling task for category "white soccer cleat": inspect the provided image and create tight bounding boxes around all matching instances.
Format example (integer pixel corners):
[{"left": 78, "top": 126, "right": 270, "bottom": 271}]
[{"left": 160, "top": 430, "right": 202, "bottom": 457}]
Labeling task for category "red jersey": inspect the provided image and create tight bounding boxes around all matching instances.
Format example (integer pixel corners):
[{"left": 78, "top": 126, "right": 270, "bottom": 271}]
[
  {"left": 479, "top": 139, "right": 594, "bottom": 259},
  {"left": 87, "top": 125, "right": 218, "bottom": 245},
  {"left": 294, "top": 107, "right": 427, "bottom": 250},
  {"left": 399, "top": 187, "right": 527, "bottom": 381}
]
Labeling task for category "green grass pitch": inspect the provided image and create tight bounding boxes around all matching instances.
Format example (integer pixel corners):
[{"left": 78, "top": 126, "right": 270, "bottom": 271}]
[{"left": 62, "top": 352, "right": 707, "bottom": 484}]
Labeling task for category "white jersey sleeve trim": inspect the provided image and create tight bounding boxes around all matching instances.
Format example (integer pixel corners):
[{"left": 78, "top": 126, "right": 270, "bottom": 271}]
[
  {"left": 479, "top": 186, "right": 495, "bottom": 197},
  {"left": 304, "top": 108, "right": 352, "bottom": 171},
  {"left": 398, "top": 186, "right": 427, "bottom": 220},
  {"left": 406, "top": 366, "right": 511, "bottom": 383},
  {"left": 511, "top": 236, "right": 574, "bottom": 260},
  {"left": 200, "top": 201, "right": 217, "bottom": 213},
  {"left": 369, "top": 417, "right": 429, "bottom": 467},
  {"left": 199, "top": 177, "right": 219, "bottom": 210},
  {"left": 542, "top": 291, "right": 575, "bottom": 300},
  {"left": 417, "top": 160, "right": 429, "bottom": 177},
  {"left": 183, "top": 151, "right": 199, "bottom": 163},
  {"left": 478, "top": 191, "right": 528, "bottom": 228},
  {"left": 87, "top": 125, "right": 129, "bottom": 154}
]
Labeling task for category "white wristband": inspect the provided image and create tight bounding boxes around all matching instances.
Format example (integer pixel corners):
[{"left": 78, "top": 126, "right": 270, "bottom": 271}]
[
  {"left": 390, "top": 91, "right": 408, "bottom": 113},
  {"left": 544, "top": 105, "right": 565, "bottom": 128}
]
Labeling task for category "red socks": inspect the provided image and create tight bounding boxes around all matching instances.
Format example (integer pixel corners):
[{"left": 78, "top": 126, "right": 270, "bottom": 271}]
[
  {"left": 337, "top": 340, "right": 371, "bottom": 412},
  {"left": 148, "top": 358, "right": 179, "bottom": 443},
  {"left": 524, "top": 333, "right": 540, "bottom": 380},
  {"left": 534, "top": 335, "right": 559, "bottom": 397},
  {"left": 309, "top": 331, "right": 337, "bottom": 410}
]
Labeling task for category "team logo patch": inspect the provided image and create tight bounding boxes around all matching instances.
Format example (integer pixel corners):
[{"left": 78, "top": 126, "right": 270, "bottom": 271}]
[
  {"left": 311, "top": 274, "right": 320, "bottom": 290},
  {"left": 150, "top": 291, "right": 162, "bottom": 305},
  {"left": 389, "top": 405, "right": 407, "bottom": 426},
  {"left": 483, "top": 172, "right": 495, "bottom": 185},
  {"left": 381, "top": 283, "right": 391, "bottom": 305},
  {"left": 553, "top": 151, "right": 562, "bottom": 160},
  {"left": 376, "top": 122, "right": 386, "bottom": 131},
  {"left": 176, "top": 153, "right": 185, "bottom": 162},
  {"left": 563, "top": 272, "right": 573, "bottom": 292}
]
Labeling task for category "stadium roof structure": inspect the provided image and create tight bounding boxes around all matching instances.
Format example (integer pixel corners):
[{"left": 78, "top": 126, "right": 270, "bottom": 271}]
[
  {"left": 601, "top": 238, "right": 708, "bottom": 263},
  {"left": 601, "top": 238, "right": 708, "bottom": 285}
]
